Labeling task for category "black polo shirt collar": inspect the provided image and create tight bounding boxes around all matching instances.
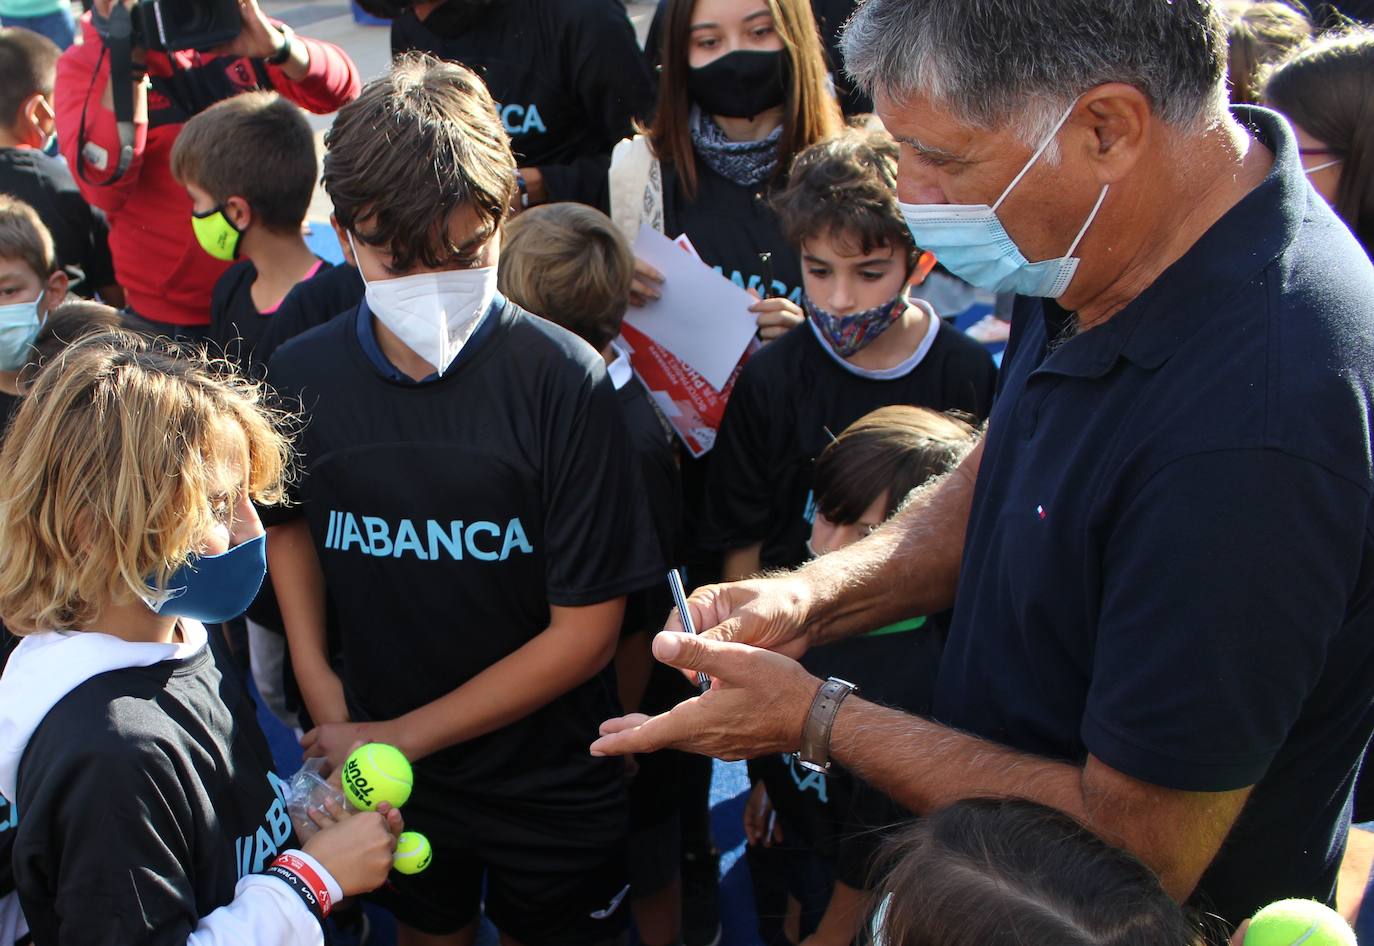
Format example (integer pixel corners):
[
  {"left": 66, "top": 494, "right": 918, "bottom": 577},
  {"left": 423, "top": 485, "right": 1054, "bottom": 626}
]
[{"left": 1033, "top": 106, "right": 1302, "bottom": 380}]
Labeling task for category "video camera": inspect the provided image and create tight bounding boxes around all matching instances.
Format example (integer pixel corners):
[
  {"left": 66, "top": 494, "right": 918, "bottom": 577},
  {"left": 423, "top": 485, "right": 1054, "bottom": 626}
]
[
  {"left": 134, "top": 0, "right": 240, "bottom": 51},
  {"left": 98, "top": 0, "right": 241, "bottom": 52}
]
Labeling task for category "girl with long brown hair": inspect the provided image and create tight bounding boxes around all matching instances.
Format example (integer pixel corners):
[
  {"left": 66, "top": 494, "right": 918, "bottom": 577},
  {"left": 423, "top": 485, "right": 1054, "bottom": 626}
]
[{"left": 613, "top": 0, "right": 842, "bottom": 333}]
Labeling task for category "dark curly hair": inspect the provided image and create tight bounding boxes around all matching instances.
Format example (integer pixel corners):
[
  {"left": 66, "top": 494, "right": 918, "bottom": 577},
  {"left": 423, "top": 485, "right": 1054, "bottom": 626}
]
[{"left": 771, "top": 125, "right": 917, "bottom": 269}]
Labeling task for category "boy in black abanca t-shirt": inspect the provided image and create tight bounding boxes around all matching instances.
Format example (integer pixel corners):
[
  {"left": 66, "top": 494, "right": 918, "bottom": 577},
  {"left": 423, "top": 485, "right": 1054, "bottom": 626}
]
[{"left": 266, "top": 58, "right": 662, "bottom": 946}]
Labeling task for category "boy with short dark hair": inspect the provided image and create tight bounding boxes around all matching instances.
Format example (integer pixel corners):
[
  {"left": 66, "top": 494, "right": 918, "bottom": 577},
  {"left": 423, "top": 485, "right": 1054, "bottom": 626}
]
[
  {"left": 744, "top": 405, "right": 979, "bottom": 946},
  {"left": 501, "top": 203, "right": 684, "bottom": 946},
  {"left": 703, "top": 126, "right": 997, "bottom": 580},
  {"left": 0, "top": 27, "right": 118, "bottom": 303},
  {"left": 267, "top": 55, "right": 662, "bottom": 946},
  {"left": 171, "top": 90, "right": 330, "bottom": 377}
]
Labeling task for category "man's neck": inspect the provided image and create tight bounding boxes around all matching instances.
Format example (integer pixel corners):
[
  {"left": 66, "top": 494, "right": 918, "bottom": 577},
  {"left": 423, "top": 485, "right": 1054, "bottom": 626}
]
[{"left": 1070, "top": 116, "right": 1272, "bottom": 330}]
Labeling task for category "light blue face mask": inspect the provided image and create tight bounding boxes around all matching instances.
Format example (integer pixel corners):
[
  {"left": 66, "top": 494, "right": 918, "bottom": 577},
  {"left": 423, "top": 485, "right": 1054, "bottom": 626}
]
[
  {"left": 899, "top": 101, "right": 1109, "bottom": 299},
  {"left": 0, "top": 290, "right": 45, "bottom": 372}
]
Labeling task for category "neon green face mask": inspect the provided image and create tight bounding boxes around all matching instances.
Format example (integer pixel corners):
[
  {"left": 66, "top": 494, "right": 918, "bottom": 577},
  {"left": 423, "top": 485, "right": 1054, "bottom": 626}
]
[{"left": 191, "top": 207, "right": 242, "bottom": 261}]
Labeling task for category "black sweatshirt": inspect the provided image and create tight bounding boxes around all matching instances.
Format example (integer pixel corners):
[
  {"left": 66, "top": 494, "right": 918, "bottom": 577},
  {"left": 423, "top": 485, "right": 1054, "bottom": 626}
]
[
  {"left": 391, "top": 0, "right": 654, "bottom": 210},
  {"left": 2, "top": 624, "right": 328, "bottom": 945}
]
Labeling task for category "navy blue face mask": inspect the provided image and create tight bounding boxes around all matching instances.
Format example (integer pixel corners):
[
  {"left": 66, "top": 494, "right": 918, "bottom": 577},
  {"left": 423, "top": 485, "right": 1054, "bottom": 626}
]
[{"left": 150, "top": 533, "right": 267, "bottom": 624}]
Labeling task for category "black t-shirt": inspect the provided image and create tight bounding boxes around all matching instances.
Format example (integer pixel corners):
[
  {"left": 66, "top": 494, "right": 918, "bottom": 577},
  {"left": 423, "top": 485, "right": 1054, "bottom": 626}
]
[
  {"left": 0, "top": 147, "right": 115, "bottom": 297},
  {"left": 12, "top": 634, "right": 298, "bottom": 945},
  {"left": 391, "top": 0, "right": 654, "bottom": 209},
  {"left": 255, "top": 262, "right": 365, "bottom": 373},
  {"left": 703, "top": 317, "right": 996, "bottom": 569},
  {"left": 660, "top": 155, "right": 805, "bottom": 568},
  {"left": 617, "top": 373, "right": 680, "bottom": 637},
  {"left": 209, "top": 258, "right": 333, "bottom": 379},
  {"left": 662, "top": 158, "right": 803, "bottom": 305},
  {"left": 266, "top": 299, "right": 663, "bottom": 808},
  {"left": 756, "top": 615, "right": 946, "bottom": 889},
  {"left": 936, "top": 107, "right": 1374, "bottom": 925}
]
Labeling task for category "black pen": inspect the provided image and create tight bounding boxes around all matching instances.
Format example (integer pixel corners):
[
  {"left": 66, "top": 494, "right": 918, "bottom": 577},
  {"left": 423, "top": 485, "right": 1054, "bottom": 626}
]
[{"left": 667, "top": 569, "right": 712, "bottom": 693}]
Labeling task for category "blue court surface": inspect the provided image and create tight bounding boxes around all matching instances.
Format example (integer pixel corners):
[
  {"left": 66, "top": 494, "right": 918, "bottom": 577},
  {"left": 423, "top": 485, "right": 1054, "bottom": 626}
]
[{"left": 253, "top": 680, "right": 762, "bottom": 946}]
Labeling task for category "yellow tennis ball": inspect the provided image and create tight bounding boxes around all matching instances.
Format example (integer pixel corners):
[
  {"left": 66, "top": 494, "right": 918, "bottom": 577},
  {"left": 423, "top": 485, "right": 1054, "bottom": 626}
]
[
  {"left": 1244, "top": 899, "right": 1356, "bottom": 946},
  {"left": 393, "top": 831, "right": 432, "bottom": 875},
  {"left": 341, "top": 743, "right": 412, "bottom": 811}
]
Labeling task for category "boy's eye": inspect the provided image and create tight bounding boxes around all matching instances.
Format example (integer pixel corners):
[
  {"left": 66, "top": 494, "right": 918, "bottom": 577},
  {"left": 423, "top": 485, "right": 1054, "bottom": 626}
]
[
  {"left": 806, "top": 268, "right": 831, "bottom": 278},
  {"left": 860, "top": 270, "right": 887, "bottom": 281}
]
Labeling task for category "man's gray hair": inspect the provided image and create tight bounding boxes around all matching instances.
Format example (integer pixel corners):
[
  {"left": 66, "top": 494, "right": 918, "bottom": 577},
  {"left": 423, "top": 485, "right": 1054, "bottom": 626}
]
[{"left": 842, "top": 0, "right": 1230, "bottom": 147}]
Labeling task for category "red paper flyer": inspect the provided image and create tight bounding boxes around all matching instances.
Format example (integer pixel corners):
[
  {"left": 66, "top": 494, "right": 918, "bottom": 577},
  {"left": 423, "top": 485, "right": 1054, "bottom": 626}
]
[
  {"left": 617, "top": 233, "right": 758, "bottom": 457},
  {"left": 618, "top": 322, "right": 758, "bottom": 458}
]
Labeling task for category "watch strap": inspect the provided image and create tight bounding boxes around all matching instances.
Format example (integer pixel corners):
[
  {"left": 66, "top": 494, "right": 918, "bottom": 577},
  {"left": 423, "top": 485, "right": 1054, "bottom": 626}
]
[
  {"left": 265, "top": 24, "right": 295, "bottom": 66},
  {"left": 796, "top": 677, "right": 857, "bottom": 772}
]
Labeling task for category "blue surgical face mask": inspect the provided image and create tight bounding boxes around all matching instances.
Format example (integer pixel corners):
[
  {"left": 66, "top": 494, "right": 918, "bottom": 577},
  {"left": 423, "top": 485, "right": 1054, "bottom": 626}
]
[
  {"left": 898, "top": 100, "right": 1109, "bottom": 298},
  {"left": 0, "top": 290, "right": 46, "bottom": 372},
  {"left": 148, "top": 533, "right": 267, "bottom": 624}
]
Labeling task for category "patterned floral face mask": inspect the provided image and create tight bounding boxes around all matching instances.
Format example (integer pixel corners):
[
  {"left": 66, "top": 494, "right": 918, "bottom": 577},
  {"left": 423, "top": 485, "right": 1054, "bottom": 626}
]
[{"left": 803, "top": 289, "right": 907, "bottom": 358}]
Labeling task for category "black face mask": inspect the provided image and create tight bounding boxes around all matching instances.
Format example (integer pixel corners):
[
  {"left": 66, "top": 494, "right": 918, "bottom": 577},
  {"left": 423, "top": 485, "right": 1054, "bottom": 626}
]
[{"left": 686, "top": 49, "right": 791, "bottom": 118}]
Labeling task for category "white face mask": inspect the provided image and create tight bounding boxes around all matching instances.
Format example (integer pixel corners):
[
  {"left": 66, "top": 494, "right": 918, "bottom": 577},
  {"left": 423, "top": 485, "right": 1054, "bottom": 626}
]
[{"left": 349, "top": 232, "right": 498, "bottom": 376}]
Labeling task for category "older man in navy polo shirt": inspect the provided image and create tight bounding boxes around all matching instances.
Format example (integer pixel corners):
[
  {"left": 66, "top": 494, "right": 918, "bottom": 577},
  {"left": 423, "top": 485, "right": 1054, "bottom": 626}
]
[{"left": 591, "top": 0, "right": 1374, "bottom": 929}]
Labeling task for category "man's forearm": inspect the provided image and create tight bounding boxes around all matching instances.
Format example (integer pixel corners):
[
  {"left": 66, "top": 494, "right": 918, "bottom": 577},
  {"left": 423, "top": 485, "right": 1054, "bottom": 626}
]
[
  {"left": 801, "top": 440, "right": 981, "bottom": 645},
  {"left": 827, "top": 696, "right": 1248, "bottom": 901},
  {"left": 829, "top": 695, "right": 1082, "bottom": 819}
]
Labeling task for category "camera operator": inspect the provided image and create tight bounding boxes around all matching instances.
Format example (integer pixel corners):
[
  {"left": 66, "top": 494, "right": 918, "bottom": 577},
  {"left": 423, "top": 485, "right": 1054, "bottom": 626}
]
[{"left": 52, "top": 0, "right": 360, "bottom": 337}]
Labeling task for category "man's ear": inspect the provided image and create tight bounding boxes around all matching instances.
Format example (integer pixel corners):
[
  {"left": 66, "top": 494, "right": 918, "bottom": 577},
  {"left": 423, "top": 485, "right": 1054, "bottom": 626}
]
[
  {"left": 43, "top": 270, "right": 69, "bottom": 311},
  {"left": 1073, "top": 83, "right": 1153, "bottom": 186},
  {"left": 330, "top": 213, "right": 356, "bottom": 267},
  {"left": 222, "top": 195, "right": 253, "bottom": 232}
]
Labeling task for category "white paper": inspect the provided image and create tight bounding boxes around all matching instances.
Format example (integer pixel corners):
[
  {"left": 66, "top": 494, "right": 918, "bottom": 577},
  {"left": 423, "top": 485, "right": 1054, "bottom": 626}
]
[{"left": 624, "top": 224, "right": 758, "bottom": 390}]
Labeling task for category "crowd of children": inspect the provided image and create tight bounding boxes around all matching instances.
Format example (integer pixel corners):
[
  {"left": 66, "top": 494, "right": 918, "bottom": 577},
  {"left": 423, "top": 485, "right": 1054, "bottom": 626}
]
[{"left": 0, "top": 1, "right": 1370, "bottom": 945}]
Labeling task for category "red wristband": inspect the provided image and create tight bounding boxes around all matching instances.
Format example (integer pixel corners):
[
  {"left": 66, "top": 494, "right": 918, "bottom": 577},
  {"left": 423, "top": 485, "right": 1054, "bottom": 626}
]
[{"left": 270, "top": 852, "right": 333, "bottom": 917}]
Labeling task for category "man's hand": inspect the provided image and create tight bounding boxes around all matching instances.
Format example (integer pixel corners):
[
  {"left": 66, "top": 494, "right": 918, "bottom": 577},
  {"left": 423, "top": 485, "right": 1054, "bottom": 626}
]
[
  {"left": 301, "top": 721, "right": 404, "bottom": 776},
  {"left": 219, "top": 0, "right": 288, "bottom": 59},
  {"left": 591, "top": 631, "right": 821, "bottom": 760},
  {"left": 668, "top": 574, "right": 815, "bottom": 657}
]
